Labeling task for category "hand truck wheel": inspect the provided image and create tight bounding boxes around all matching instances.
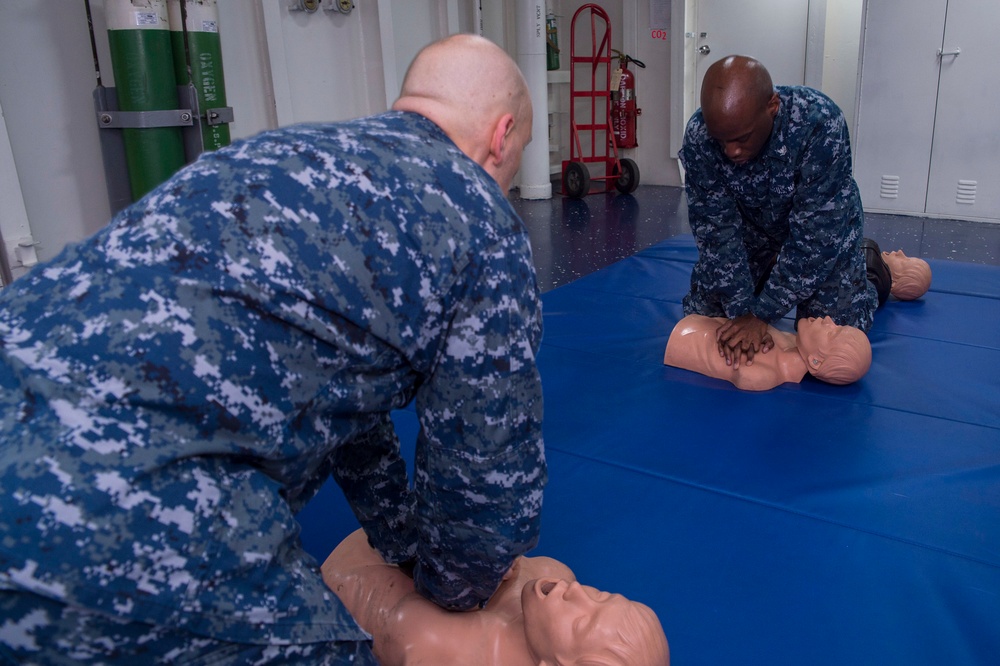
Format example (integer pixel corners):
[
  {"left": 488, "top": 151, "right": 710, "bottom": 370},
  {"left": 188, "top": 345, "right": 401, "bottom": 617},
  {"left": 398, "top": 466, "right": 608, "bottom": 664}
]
[
  {"left": 563, "top": 161, "right": 591, "bottom": 198},
  {"left": 613, "top": 158, "right": 640, "bottom": 194}
]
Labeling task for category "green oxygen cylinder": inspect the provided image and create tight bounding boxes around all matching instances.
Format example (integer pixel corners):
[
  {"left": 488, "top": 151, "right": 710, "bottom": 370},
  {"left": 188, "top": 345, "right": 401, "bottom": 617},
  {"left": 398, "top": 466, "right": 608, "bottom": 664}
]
[
  {"left": 167, "top": 0, "right": 230, "bottom": 152},
  {"left": 546, "top": 13, "right": 560, "bottom": 71},
  {"left": 106, "top": 0, "right": 186, "bottom": 201}
]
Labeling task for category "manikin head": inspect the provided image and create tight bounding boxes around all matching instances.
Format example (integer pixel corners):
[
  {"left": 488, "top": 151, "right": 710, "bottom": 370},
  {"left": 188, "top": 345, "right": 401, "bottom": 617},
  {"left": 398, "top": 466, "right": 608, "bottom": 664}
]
[
  {"left": 700, "top": 55, "right": 779, "bottom": 165},
  {"left": 521, "top": 578, "right": 669, "bottom": 666},
  {"left": 392, "top": 34, "right": 533, "bottom": 194},
  {"left": 797, "top": 317, "right": 872, "bottom": 385},
  {"left": 882, "top": 250, "right": 932, "bottom": 300}
]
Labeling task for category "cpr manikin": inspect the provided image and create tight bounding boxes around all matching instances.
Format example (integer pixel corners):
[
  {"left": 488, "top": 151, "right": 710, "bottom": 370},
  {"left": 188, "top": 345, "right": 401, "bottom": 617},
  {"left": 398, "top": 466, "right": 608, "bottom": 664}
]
[
  {"left": 322, "top": 529, "right": 670, "bottom": 666},
  {"left": 663, "top": 315, "right": 872, "bottom": 391},
  {"left": 882, "top": 250, "right": 932, "bottom": 301}
]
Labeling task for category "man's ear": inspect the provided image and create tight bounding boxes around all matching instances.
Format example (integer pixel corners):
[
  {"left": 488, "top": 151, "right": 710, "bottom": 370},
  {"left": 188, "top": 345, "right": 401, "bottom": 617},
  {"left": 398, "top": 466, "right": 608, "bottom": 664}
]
[
  {"left": 490, "top": 113, "right": 516, "bottom": 165},
  {"left": 767, "top": 92, "right": 780, "bottom": 119}
]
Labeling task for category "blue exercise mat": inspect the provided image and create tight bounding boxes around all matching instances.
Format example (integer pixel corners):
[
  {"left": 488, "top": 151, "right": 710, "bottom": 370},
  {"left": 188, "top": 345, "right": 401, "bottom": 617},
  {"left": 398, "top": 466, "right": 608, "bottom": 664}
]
[{"left": 299, "top": 234, "right": 1000, "bottom": 665}]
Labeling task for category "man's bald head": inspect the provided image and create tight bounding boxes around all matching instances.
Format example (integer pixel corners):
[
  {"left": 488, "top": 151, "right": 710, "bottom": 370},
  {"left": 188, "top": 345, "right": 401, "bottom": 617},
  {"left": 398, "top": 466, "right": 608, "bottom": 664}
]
[
  {"left": 699, "top": 55, "right": 779, "bottom": 164},
  {"left": 701, "top": 55, "right": 774, "bottom": 119},
  {"left": 393, "top": 34, "right": 533, "bottom": 193}
]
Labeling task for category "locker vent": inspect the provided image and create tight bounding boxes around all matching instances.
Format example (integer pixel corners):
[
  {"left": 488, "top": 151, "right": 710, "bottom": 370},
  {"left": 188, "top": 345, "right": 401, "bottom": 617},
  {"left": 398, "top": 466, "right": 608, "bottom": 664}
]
[
  {"left": 879, "top": 175, "right": 900, "bottom": 199},
  {"left": 956, "top": 180, "right": 977, "bottom": 205}
]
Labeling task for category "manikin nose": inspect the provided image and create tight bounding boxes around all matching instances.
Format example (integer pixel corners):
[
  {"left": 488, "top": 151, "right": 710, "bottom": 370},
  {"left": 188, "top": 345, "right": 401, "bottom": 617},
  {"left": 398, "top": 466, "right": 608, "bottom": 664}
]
[{"left": 565, "top": 582, "right": 596, "bottom": 604}]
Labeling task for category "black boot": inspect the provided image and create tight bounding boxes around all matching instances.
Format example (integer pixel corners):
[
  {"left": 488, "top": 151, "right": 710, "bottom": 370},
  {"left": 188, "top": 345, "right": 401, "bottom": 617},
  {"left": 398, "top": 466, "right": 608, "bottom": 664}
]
[{"left": 863, "top": 238, "right": 892, "bottom": 307}]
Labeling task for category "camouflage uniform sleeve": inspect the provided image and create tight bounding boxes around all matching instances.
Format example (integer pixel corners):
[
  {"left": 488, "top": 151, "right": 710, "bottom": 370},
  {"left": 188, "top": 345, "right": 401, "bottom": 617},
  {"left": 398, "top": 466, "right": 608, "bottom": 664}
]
[
  {"left": 330, "top": 413, "right": 417, "bottom": 563},
  {"left": 680, "top": 117, "right": 758, "bottom": 318},
  {"left": 752, "top": 108, "right": 859, "bottom": 322},
  {"left": 409, "top": 231, "right": 546, "bottom": 611}
]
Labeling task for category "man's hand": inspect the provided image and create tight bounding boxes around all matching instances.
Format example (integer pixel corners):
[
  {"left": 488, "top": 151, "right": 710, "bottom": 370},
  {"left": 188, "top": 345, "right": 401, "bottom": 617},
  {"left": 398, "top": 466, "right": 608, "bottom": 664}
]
[{"left": 716, "top": 313, "right": 774, "bottom": 368}]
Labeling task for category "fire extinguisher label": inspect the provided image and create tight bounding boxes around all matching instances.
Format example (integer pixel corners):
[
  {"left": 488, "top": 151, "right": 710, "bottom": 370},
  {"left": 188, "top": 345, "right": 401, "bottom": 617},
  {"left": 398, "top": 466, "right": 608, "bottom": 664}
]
[{"left": 611, "top": 68, "right": 623, "bottom": 90}]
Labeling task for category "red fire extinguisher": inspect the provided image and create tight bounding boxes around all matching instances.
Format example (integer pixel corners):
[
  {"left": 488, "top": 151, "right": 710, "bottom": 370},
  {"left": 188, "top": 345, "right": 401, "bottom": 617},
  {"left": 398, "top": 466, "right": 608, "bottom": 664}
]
[{"left": 611, "top": 50, "right": 646, "bottom": 149}]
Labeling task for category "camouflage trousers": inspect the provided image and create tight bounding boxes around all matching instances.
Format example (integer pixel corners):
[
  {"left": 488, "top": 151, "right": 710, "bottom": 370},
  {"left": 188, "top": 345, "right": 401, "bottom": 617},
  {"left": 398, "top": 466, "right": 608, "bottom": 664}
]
[{"left": 0, "top": 589, "right": 377, "bottom": 666}]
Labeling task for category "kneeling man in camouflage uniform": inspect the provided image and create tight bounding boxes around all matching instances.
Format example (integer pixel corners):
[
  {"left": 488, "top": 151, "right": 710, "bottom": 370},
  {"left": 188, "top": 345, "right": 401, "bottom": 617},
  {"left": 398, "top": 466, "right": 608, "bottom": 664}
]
[{"left": 679, "top": 55, "right": 889, "bottom": 368}]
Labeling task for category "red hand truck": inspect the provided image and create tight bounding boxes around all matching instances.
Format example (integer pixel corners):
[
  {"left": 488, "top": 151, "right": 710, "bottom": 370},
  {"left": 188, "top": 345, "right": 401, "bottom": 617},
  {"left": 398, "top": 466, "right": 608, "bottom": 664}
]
[{"left": 560, "top": 3, "right": 640, "bottom": 198}]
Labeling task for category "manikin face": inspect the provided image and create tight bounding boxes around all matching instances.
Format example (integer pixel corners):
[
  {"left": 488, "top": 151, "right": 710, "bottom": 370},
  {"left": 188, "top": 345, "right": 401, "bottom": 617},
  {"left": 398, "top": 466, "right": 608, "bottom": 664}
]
[
  {"left": 520, "top": 578, "right": 634, "bottom": 664},
  {"left": 881, "top": 249, "right": 922, "bottom": 276},
  {"left": 796, "top": 316, "right": 843, "bottom": 363},
  {"left": 882, "top": 249, "right": 932, "bottom": 300}
]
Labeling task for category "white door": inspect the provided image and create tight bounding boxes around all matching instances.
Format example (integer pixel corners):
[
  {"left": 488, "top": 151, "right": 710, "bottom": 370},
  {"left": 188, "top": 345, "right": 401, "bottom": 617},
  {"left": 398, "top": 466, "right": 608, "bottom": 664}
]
[
  {"left": 854, "top": 0, "right": 1000, "bottom": 221},
  {"left": 686, "top": 0, "right": 810, "bottom": 127},
  {"left": 853, "top": 0, "right": 945, "bottom": 215},
  {"left": 694, "top": 0, "right": 808, "bottom": 89},
  {"left": 924, "top": 1, "right": 1000, "bottom": 219}
]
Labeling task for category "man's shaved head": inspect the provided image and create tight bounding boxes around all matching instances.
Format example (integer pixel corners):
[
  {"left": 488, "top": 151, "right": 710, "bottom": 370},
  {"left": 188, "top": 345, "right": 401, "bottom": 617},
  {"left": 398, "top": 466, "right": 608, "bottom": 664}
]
[
  {"left": 393, "top": 34, "right": 533, "bottom": 192},
  {"left": 699, "top": 55, "right": 779, "bottom": 165},
  {"left": 701, "top": 55, "right": 774, "bottom": 120}
]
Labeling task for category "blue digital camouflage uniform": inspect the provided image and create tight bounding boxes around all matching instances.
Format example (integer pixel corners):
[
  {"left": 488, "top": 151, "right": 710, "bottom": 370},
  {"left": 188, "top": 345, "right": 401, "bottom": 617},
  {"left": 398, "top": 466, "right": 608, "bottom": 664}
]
[
  {"left": 0, "top": 110, "right": 546, "bottom": 660},
  {"left": 679, "top": 85, "right": 878, "bottom": 332}
]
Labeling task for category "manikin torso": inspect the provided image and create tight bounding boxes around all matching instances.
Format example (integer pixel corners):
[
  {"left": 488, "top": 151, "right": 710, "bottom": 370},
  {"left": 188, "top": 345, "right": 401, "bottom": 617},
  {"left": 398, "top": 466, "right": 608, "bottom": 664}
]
[
  {"left": 663, "top": 314, "right": 809, "bottom": 391},
  {"left": 322, "top": 529, "right": 574, "bottom": 665}
]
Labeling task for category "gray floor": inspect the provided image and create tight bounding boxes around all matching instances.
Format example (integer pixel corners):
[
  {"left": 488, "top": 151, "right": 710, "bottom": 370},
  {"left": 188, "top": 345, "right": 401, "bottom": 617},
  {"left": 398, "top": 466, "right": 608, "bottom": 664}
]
[{"left": 511, "top": 185, "right": 1000, "bottom": 292}]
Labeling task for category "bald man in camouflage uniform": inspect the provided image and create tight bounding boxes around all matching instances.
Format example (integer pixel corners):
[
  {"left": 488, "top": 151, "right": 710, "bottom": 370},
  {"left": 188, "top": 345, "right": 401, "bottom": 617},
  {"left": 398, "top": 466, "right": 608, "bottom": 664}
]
[
  {"left": 680, "top": 55, "right": 883, "bottom": 368},
  {"left": 0, "top": 35, "right": 543, "bottom": 664}
]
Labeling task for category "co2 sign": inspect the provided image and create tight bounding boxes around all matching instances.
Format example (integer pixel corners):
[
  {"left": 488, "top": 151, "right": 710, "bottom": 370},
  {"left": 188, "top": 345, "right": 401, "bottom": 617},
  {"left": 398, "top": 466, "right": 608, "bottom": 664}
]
[{"left": 650, "top": 29, "right": 668, "bottom": 41}]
